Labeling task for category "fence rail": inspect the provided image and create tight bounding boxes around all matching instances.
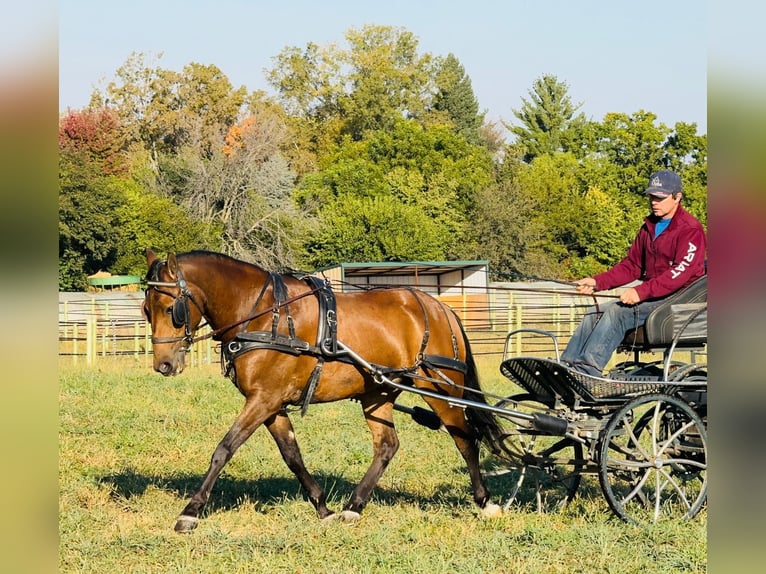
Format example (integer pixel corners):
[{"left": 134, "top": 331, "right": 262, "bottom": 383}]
[{"left": 58, "top": 287, "right": 594, "bottom": 366}]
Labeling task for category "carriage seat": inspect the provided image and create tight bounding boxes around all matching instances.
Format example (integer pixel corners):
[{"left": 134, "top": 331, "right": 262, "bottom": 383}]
[{"left": 619, "top": 274, "right": 707, "bottom": 350}]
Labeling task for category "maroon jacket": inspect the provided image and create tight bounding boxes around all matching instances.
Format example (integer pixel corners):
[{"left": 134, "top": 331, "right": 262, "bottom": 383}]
[{"left": 594, "top": 205, "right": 707, "bottom": 301}]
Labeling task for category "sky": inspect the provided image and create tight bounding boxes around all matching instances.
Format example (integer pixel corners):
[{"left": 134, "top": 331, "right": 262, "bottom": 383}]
[{"left": 58, "top": 0, "right": 710, "bottom": 133}]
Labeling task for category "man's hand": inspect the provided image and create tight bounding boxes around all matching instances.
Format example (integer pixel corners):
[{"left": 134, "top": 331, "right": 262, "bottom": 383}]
[
  {"left": 573, "top": 277, "right": 597, "bottom": 295},
  {"left": 619, "top": 287, "right": 640, "bottom": 305}
]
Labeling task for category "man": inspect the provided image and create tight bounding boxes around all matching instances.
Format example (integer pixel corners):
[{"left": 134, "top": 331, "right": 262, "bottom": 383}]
[{"left": 561, "top": 170, "right": 707, "bottom": 377}]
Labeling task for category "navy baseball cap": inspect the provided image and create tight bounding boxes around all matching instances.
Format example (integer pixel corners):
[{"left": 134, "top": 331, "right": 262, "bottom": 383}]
[{"left": 645, "top": 170, "right": 682, "bottom": 197}]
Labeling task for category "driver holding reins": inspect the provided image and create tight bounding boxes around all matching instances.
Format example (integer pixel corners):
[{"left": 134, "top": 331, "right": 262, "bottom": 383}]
[{"left": 561, "top": 170, "right": 707, "bottom": 377}]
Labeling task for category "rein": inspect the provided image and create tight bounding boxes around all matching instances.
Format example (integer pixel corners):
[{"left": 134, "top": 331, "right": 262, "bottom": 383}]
[
  {"left": 195, "top": 286, "right": 324, "bottom": 344},
  {"left": 147, "top": 273, "right": 326, "bottom": 346}
]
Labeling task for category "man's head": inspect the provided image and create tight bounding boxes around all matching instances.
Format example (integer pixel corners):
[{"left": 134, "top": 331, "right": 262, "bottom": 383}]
[{"left": 645, "top": 170, "right": 682, "bottom": 219}]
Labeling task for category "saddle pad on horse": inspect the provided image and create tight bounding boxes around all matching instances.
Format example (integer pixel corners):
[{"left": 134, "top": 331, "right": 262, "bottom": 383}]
[{"left": 499, "top": 357, "right": 668, "bottom": 405}]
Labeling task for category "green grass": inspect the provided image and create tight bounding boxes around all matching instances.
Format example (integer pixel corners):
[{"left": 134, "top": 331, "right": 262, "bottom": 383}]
[{"left": 59, "top": 359, "right": 706, "bottom": 573}]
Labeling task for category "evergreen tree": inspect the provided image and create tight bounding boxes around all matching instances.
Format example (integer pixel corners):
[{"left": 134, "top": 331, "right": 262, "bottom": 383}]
[
  {"left": 506, "top": 74, "right": 586, "bottom": 162},
  {"left": 432, "top": 54, "right": 484, "bottom": 144}
]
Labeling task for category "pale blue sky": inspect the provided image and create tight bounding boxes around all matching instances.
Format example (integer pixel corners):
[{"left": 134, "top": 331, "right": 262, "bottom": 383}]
[{"left": 59, "top": 0, "right": 708, "bottom": 133}]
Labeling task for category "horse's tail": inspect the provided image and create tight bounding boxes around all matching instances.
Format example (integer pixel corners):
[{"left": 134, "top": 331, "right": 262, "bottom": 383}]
[{"left": 455, "top": 315, "right": 508, "bottom": 457}]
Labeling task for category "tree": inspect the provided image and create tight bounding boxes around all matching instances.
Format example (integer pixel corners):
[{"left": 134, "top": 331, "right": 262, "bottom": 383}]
[
  {"left": 298, "top": 118, "right": 493, "bottom": 267},
  {"left": 58, "top": 107, "right": 127, "bottom": 176},
  {"left": 431, "top": 53, "right": 484, "bottom": 145},
  {"left": 305, "top": 195, "right": 448, "bottom": 265},
  {"left": 506, "top": 75, "right": 586, "bottom": 162},
  {"left": 112, "top": 179, "right": 219, "bottom": 277},
  {"left": 98, "top": 52, "right": 248, "bottom": 161},
  {"left": 268, "top": 25, "right": 435, "bottom": 148},
  {"left": 59, "top": 175, "right": 127, "bottom": 290},
  {"left": 158, "top": 104, "right": 308, "bottom": 269},
  {"left": 59, "top": 108, "right": 129, "bottom": 290}
]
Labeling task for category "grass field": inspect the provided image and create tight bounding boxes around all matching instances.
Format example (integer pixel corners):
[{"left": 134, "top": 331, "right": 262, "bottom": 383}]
[{"left": 59, "top": 357, "right": 706, "bottom": 573}]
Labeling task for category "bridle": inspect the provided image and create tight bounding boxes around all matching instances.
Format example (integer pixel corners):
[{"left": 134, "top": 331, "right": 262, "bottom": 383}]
[
  {"left": 145, "top": 262, "right": 328, "bottom": 349},
  {"left": 146, "top": 267, "right": 201, "bottom": 347}
]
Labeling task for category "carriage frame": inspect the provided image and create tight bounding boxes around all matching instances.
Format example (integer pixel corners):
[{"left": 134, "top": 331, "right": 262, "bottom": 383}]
[{"left": 383, "top": 276, "right": 708, "bottom": 524}]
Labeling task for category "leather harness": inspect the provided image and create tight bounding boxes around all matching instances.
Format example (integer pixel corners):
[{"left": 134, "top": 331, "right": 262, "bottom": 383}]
[{"left": 221, "top": 274, "right": 467, "bottom": 415}]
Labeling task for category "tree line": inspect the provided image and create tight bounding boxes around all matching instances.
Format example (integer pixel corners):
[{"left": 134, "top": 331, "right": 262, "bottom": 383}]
[{"left": 58, "top": 25, "right": 706, "bottom": 291}]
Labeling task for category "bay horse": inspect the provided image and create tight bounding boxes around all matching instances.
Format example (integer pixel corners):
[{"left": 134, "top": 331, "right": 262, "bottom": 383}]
[{"left": 143, "top": 250, "right": 504, "bottom": 532}]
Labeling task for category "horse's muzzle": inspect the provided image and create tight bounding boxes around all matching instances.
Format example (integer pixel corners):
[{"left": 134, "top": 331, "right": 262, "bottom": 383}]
[
  {"left": 154, "top": 351, "right": 186, "bottom": 376},
  {"left": 157, "top": 361, "right": 179, "bottom": 376}
]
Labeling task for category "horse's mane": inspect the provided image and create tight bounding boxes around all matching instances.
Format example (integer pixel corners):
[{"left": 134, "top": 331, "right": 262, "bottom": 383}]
[{"left": 146, "top": 250, "right": 268, "bottom": 283}]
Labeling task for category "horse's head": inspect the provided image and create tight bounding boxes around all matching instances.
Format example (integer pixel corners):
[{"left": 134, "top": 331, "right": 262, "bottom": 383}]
[{"left": 143, "top": 250, "right": 204, "bottom": 376}]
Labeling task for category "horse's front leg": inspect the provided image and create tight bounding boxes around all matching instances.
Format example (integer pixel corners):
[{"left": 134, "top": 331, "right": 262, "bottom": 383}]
[
  {"left": 265, "top": 410, "right": 334, "bottom": 520},
  {"left": 174, "top": 397, "right": 273, "bottom": 533}
]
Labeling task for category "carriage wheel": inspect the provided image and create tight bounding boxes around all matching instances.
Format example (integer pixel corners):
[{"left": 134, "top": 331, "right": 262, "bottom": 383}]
[
  {"left": 491, "top": 394, "right": 583, "bottom": 512},
  {"left": 598, "top": 393, "right": 707, "bottom": 523}
]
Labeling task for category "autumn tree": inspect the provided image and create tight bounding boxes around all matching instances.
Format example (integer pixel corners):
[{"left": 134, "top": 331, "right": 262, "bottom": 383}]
[
  {"left": 162, "top": 100, "right": 308, "bottom": 269},
  {"left": 59, "top": 108, "right": 128, "bottom": 290}
]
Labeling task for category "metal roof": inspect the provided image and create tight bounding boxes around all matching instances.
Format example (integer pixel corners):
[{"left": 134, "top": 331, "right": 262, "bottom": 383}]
[{"left": 324, "top": 260, "right": 489, "bottom": 278}]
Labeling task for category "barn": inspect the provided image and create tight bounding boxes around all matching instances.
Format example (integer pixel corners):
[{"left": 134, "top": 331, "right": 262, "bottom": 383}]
[{"left": 315, "top": 260, "right": 491, "bottom": 329}]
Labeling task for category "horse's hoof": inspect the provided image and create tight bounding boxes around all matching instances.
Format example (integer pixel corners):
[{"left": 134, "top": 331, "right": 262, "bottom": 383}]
[
  {"left": 320, "top": 512, "right": 339, "bottom": 524},
  {"left": 339, "top": 510, "right": 361, "bottom": 523},
  {"left": 481, "top": 502, "right": 503, "bottom": 518},
  {"left": 174, "top": 515, "right": 199, "bottom": 533}
]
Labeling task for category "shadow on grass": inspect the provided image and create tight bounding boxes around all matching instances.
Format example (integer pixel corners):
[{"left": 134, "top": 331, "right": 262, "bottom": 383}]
[
  {"left": 98, "top": 468, "right": 475, "bottom": 516},
  {"left": 478, "top": 460, "right": 605, "bottom": 512},
  {"left": 99, "top": 462, "right": 606, "bottom": 520}
]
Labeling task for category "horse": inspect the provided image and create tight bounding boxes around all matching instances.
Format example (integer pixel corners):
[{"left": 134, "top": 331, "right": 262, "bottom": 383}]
[{"left": 143, "top": 249, "right": 504, "bottom": 532}]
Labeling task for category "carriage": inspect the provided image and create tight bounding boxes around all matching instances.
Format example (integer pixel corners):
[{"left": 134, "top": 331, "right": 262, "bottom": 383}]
[
  {"left": 143, "top": 251, "right": 707, "bottom": 530},
  {"left": 361, "top": 274, "right": 707, "bottom": 524},
  {"left": 489, "top": 275, "right": 707, "bottom": 523}
]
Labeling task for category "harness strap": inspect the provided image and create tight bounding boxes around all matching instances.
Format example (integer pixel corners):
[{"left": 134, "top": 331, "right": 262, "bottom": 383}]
[
  {"left": 305, "top": 275, "right": 339, "bottom": 355},
  {"left": 237, "top": 273, "right": 273, "bottom": 336},
  {"left": 404, "top": 288, "right": 431, "bottom": 362},
  {"left": 223, "top": 277, "right": 468, "bottom": 415},
  {"left": 422, "top": 354, "right": 468, "bottom": 375},
  {"left": 300, "top": 358, "right": 324, "bottom": 416}
]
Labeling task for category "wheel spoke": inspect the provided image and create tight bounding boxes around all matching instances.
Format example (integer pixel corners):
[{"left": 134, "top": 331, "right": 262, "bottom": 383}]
[{"left": 599, "top": 394, "right": 707, "bottom": 523}]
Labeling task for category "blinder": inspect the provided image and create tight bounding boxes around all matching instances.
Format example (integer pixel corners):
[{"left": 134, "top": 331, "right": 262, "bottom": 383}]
[
  {"left": 145, "top": 265, "right": 197, "bottom": 344},
  {"left": 171, "top": 295, "right": 190, "bottom": 329}
]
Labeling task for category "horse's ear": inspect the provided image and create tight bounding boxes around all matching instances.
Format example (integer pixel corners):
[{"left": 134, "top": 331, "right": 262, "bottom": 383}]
[
  {"left": 167, "top": 253, "right": 179, "bottom": 279},
  {"left": 145, "top": 249, "right": 158, "bottom": 267}
]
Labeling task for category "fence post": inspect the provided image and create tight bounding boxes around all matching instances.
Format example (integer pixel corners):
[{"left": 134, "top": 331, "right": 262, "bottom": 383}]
[
  {"left": 86, "top": 316, "right": 96, "bottom": 365},
  {"left": 72, "top": 323, "right": 79, "bottom": 365},
  {"left": 569, "top": 302, "right": 576, "bottom": 335},
  {"left": 515, "top": 304, "right": 523, "bottom": 356},
  {"left": 507, "top": 292, "right": 514, "bottom": 334}
]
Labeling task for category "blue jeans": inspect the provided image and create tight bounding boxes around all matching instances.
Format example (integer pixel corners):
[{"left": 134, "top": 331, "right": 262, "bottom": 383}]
[{"left": 561, "top": 298, "right": 666, "bottom": 375}]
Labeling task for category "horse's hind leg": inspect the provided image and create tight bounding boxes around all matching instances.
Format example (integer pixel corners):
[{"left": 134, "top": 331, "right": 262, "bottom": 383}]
[
  {"left": 422, "top": 396, "right": 500, "bottom": 517},
  {"left": 341, "top": 396, "right": 400, "bottom": 521},
  {"left": 175, "top": 396, "right": 273, "bottom": 533},
  {"left": 264, "top": 410, "right": 334, "bottom": 520}
]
